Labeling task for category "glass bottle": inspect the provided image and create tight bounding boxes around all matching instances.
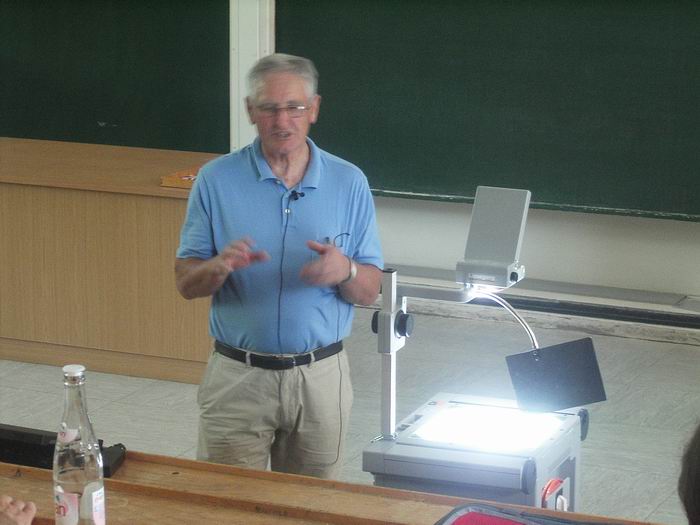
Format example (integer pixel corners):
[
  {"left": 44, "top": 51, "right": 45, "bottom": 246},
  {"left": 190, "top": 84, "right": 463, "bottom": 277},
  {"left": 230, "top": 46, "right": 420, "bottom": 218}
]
[{"left": 53, "top": 364, "right": 106, "bottom": 525}]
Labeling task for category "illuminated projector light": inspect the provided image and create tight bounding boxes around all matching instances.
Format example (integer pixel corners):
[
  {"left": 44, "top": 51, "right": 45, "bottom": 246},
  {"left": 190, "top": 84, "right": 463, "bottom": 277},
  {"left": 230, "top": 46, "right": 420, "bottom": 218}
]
[{"left": 412, "top": 404, "right": 564, "bottom": 454}]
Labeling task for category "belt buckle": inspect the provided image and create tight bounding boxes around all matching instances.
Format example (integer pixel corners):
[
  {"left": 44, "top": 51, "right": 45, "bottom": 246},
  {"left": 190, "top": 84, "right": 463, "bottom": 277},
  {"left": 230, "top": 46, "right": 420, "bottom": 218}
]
[{"left": 270, "top": 354, "right": 296, "bottom": 368}]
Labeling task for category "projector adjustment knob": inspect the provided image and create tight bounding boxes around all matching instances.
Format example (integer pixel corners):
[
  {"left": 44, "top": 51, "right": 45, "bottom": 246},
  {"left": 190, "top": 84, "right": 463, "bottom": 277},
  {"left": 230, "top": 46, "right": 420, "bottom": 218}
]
[{"left": 395, "top": 311, "right": 414, "bottom": 337}]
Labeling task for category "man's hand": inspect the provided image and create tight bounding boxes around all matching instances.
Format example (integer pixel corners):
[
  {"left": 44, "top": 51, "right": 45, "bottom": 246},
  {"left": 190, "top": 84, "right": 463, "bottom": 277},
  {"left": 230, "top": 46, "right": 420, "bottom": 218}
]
[
  {"left": 219, "top": 238, "right": 270, "bottom": 273},
  {"left": 0, "top": 495, "right": 36, "bottom": 525},
  {"left": 175, "top": 237, "right": 269, "bottom": 300},
  {"left": 300, "top": 240, "right": 352, "bottom": 286}
]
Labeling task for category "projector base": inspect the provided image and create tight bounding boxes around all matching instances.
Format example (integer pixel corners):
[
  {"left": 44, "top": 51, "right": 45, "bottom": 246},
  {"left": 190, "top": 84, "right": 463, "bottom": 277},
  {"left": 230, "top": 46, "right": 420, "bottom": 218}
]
[{"left": 363, "top": 394, "right": 583, "bottom": 511}]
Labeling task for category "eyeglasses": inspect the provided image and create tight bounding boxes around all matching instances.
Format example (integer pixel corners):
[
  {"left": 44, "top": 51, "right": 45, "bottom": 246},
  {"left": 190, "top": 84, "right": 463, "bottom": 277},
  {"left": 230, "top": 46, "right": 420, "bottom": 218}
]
[{"left": 255, "top": 104, "right": 310, "bottom": 119}]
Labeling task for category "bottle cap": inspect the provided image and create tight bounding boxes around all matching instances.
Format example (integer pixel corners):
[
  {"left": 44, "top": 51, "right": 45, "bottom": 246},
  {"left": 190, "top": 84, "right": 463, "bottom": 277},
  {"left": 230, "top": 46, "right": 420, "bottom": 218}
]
[{"left": 62, "top": 364, "right": 86, "bottom": 377}]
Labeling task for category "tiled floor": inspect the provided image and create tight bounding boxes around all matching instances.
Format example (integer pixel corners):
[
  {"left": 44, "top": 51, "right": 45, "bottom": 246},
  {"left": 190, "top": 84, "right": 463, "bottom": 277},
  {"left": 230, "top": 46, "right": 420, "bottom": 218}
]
[{"left": 1, "top": 306, "right": 697, "bottom": 524}]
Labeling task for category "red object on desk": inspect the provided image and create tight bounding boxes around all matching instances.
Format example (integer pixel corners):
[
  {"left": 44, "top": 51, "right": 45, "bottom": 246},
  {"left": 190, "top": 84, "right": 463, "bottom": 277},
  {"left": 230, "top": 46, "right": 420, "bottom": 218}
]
[
  {"left": 443, "top": 512, "right": 523, "bottom": 525},
  {"left": 436, "top": 505, "right": 529, "bottom": 525}
]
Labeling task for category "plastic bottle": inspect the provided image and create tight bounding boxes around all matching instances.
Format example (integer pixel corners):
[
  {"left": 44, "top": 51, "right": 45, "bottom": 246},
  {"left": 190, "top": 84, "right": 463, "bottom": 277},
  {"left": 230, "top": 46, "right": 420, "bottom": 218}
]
[{"left": 53, "top": 364, "right": 106, "bottom": 525}]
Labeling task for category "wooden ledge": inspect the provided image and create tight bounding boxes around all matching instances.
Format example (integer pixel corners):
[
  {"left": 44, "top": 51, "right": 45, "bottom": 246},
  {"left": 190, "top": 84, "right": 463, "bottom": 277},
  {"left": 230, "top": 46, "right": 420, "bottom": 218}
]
[{"left": 0, "top": 453, "right": 653, "bottom": 525}]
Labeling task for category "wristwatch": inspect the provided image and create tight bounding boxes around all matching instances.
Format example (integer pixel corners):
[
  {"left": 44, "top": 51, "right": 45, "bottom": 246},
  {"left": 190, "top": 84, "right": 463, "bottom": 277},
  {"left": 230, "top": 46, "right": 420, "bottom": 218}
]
[{"left": 340, "top": 257, "right": 357, "bottom": 284}]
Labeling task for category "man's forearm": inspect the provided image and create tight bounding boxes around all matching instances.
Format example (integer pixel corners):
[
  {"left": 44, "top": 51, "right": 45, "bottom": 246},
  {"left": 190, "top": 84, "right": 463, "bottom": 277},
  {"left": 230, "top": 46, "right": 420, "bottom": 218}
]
[
  {"left": 175, "top": 257, "right": 230, "bottom": 299},
  {"left": 338, "top": 262, "right": 381, "bottom": 306}
]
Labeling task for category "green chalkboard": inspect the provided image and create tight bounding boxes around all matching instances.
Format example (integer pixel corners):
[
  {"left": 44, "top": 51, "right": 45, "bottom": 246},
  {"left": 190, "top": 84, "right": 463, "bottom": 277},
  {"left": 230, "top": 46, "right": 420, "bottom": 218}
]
[
  {"left": 1, "top": 0, "right": 229, "bottom": 153},
  {"left": 277, "top": 1, "right": 700, "bottom": 221}
]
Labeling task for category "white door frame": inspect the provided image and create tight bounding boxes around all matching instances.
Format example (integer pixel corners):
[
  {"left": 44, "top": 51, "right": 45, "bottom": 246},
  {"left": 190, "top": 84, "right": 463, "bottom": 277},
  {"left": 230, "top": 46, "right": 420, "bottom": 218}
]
[{"left": 229, "top": 0, "right": 274, "bottom": 151}]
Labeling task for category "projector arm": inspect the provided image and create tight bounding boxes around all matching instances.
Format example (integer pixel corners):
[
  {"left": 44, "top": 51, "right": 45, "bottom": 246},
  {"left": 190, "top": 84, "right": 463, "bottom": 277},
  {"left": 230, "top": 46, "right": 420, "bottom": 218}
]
[
  {"left": 371, "top": 269, "right": 409, "bottom": 439},
  {"left": 371, "top": 269, "right": 479, "bottom": 439}
]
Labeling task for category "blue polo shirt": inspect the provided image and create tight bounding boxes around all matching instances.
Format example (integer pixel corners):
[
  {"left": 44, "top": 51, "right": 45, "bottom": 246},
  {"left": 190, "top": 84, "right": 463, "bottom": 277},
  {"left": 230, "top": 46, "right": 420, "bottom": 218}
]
[{"left": 177, "top": 138, "right": 383, "bottom": 354}]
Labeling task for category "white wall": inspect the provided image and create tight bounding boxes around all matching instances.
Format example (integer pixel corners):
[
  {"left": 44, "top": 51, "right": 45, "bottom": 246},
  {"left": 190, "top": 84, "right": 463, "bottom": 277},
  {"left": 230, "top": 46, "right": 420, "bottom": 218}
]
[{"left": 376, "top": 196, "right": 700, "bottom": 297}]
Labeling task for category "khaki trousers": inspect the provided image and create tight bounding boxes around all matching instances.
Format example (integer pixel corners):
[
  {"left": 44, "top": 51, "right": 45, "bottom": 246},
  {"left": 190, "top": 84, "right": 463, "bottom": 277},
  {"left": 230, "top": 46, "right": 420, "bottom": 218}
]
[{"left": 196, "top": 348, "right": 353, "bottom": 479}]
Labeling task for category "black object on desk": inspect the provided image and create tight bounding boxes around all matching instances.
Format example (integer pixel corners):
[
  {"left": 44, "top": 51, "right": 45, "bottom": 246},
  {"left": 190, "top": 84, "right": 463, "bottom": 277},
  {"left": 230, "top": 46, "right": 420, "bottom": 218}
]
[{"left": 0, "top": 423, "right": 126, "bottom": 477}]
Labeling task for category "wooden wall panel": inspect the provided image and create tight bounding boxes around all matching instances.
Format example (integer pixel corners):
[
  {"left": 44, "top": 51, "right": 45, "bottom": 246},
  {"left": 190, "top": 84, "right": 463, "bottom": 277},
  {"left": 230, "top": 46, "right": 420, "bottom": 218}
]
[{"left": 0, "top": 183, "right": 212, "bottom": 366}]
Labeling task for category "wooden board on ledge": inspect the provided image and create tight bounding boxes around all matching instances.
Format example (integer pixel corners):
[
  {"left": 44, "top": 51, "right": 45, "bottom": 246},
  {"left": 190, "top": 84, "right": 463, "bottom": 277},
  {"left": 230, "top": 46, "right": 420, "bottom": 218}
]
[{"left": 160, "top": 165, "right": 201, "bottom": 189}]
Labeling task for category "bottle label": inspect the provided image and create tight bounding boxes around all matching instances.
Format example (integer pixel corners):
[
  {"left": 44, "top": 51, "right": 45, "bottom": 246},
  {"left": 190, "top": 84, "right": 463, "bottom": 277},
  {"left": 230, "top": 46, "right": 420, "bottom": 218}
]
[
  {"left": 57, "top": 428, "right": 79, "bottom": 443},
  {"left": 54, "top": 488, "right": 79, "bottom": 525},
  {"left": 55, "top": 484, "right": 105, "bottom": 525},
  {"left": 90, "top": 486, "right": 106, "bottom": 525}
]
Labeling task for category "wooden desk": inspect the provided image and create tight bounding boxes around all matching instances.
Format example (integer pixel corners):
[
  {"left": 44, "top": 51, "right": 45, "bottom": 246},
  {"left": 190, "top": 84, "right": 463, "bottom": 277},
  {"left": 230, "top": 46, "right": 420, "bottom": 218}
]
[
  {"left": 0, "top": 138, "right": 218, "bottom": 383},
  {"left": 0, "top": 452, "right": 650, "bottom": 525}
]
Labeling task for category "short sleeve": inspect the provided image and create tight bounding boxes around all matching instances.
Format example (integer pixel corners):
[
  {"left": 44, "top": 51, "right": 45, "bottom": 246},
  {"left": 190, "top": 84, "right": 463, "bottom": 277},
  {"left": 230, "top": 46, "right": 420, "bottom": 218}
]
[
  {"left": 176, "top": 171, "right": 216, "bottom": 260},
  {"left": 349, "top": 175, "right": 384, "bottom": 269}
]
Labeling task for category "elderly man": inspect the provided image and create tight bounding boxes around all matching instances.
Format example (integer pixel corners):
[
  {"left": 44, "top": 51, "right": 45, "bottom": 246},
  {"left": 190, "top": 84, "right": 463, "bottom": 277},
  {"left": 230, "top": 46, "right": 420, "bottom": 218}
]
[{"left": 175, "top": 53, "right": 383, "bottom": 479}]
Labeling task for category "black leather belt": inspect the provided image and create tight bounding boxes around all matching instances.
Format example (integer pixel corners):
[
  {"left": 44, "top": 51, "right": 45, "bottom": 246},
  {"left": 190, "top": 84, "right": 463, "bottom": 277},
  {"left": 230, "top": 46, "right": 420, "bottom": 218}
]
[{"left": 214, "top": 340, "right": 343, "bottom": 370}]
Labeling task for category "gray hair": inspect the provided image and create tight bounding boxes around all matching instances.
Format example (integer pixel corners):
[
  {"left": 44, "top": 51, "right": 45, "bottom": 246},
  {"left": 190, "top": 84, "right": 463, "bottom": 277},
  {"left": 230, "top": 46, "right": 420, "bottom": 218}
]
[{"left": 246, "top": 53, "right": 318, "bottom": 102}]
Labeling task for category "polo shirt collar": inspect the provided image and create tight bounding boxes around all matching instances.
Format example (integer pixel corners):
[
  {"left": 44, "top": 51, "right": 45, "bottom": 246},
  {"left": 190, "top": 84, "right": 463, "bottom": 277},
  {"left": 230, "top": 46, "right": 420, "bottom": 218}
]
[{"left": 252, "top": 138, "right": 322, "bottom": 190}]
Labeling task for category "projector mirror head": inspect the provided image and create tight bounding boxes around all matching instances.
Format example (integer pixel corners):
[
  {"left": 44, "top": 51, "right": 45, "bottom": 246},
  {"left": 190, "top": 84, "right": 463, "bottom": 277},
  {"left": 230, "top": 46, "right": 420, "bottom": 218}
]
[{"left": 455, "top": 186, "right": 531, "bottom": 290}]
